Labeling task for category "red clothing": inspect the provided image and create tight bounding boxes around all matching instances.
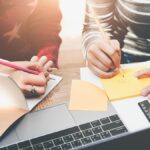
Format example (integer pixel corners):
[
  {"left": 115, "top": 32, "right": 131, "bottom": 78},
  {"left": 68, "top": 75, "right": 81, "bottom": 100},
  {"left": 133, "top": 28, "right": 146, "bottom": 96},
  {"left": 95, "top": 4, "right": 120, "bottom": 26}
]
[{"left": 0, "top": 0, "right": 62, "bottom": 66}]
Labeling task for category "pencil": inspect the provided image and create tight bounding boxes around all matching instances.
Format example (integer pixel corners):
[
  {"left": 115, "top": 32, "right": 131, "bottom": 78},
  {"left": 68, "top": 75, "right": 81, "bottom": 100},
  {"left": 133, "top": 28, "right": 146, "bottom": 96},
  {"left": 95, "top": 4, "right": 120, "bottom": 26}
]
[
  {"left": 90, "top": 7, "right": 124, "bottom": 77},
  {"left": 0, "top": 59, "right": 40, "bottom": 75}
]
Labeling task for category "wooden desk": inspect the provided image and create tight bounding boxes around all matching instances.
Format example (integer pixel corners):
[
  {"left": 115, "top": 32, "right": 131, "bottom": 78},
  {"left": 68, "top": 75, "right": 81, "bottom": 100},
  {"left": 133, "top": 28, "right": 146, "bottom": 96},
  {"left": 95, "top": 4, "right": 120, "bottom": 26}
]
[{"left": 35, "top": 49, "right": 85, "bottom": 110}]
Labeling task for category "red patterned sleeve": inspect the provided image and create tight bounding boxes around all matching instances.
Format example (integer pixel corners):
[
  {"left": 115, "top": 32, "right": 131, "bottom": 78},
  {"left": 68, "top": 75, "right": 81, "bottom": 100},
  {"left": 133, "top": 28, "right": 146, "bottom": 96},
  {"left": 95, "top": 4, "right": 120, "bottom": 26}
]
[{"left": 26, "top": 0, "right": 62, "bottom": 67}]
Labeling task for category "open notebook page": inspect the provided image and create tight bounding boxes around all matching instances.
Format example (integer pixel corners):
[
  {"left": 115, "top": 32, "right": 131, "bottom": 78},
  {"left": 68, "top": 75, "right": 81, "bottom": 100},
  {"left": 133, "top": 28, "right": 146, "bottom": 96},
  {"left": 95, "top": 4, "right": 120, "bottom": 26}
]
[{"left": 26, "top": 74, "right": 62, "bottom": 110}]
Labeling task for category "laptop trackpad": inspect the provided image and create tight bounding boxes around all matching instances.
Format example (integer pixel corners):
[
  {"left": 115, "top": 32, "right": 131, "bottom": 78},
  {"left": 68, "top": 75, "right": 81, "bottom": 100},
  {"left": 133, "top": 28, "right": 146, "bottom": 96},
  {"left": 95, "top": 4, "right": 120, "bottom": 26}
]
[{"left": 15, "top": 104, "right": 76, "bottom": 141}]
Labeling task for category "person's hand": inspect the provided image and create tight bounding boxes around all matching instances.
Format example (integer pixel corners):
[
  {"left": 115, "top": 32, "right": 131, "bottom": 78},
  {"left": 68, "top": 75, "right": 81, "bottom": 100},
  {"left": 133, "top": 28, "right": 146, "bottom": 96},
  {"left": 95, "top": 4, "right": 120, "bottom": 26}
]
[
  {"left": 87, "top": 38, "right": 121, "bottom": 78},
  {"left": 135, "top": 68, "right": 150, "bottom": 98},
  {"left": 10, "top": 71, "right": 47, "bottom": 97},
  {"left": 31, "top": 56, "right": 56, "bottom": 80}
]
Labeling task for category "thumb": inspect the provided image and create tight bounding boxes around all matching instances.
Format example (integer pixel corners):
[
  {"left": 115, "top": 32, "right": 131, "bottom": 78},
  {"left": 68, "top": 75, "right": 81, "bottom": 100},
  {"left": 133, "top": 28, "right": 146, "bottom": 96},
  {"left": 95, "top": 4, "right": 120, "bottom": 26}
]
[{"left": 135, "top": 68, "right": 150, "bottom": 79}]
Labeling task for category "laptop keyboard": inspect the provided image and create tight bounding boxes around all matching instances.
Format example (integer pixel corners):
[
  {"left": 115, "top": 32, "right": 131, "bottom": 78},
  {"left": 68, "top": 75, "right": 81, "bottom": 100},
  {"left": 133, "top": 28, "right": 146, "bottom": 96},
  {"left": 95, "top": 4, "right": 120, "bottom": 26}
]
[
  {"left": 138, "top": 100, "right": 150, "bottom": 122},
  {"left": 0, "top": 114, "right": 128, "bottom": 150}
]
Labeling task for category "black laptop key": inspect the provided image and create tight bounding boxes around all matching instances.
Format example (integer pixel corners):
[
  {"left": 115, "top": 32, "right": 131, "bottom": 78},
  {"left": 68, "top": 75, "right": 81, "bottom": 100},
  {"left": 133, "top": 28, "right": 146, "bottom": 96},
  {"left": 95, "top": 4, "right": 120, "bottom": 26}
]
[
  {"left": 53, "top": 138, "right": 64, "bottom": 146},
  {"left": 91, "top": 134, "right": 102, "bottom": 142},
  {"left": 91, "top": 120, "right": 101, "bottom": 127},
  {"left": 43, "top": 141, "right": 54, "bottom": 148},
  {"left": 138, "top": 100, "right": 150, "bottom": 122},
  {"left": 92, "top": 126, "right": 102, "bottom": 134},
  {"left": 81, "top": 137, "right": 92, "bottom": 145},
  {"left": 71, "top": 140, "right": 82, "bottom": 148},
  {"left": 51, "top": 146, "right": 62, "bottom": 150},
  {"left": 0, "top": 148, "right": 7, "bottom": 150},
  {"left": 102, "top": 120, "right": 123, "bottom": 131},
  {"left": 63, "top": 135, "right": 74, "bottom": 143},
  {"left": 33, "top": 144, "right": 44, "bottom": 150},
  {"left": 110, "top": 126, "right": 128, "bottom": 136},
  {"left": 31, "top": 126, "right": 79, "bottom": 145},
  {"left": 79, "top": 123, "right": 92, "bottom": 130},
  {"left": 109, "top": 114, "right": 120, "bottom": 122},
  {"left": 18, "top": 140, "right": 31, "bottom": 149},
  {"left": 100, "top": 117, "right": 110, "bottom": 124},
  {"left": 22, "top": 147, "right": 33, "bottom": 150},
  {"left": 7, "top": 144, "right": 18, "bottom": 150},
  {"left": 61, "top": 143, "right": 72, "bottom": 150},
  {"left": 82, "top": 129, "right": 93, "bottom": 137},
  {"left": 101, "top": 131, "right": 111, "bottom": 139},
  {"left": 73, "top": 132, "right": 83, "bottom": 140}
]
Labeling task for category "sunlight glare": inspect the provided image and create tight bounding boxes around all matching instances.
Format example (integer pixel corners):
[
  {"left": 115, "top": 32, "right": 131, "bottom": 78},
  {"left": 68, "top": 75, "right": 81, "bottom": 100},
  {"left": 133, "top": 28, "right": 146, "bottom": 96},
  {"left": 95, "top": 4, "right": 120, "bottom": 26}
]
[{"left": 59, "top": 0, "right": 85, "bottom": 38}]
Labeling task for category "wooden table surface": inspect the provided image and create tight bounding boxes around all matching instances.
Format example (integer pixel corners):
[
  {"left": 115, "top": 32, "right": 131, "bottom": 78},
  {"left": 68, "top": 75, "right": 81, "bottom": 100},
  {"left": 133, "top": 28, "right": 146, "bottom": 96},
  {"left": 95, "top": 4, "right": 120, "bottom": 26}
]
[{"left": 35, "top": 49, "right": 85, "bottom": 111}]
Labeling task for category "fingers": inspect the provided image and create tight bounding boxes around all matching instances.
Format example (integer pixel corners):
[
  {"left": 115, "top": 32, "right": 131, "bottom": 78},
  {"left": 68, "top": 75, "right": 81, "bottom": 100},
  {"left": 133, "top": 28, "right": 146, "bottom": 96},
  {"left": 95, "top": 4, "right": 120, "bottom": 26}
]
[
  {"left": 27, "top": 62, "right": 42, "bottom": 72},
  {"left": 88, "top": 61, "right": 118, "bottom": 78},
  {"left": 10, "top": 71, "right": 47, "bottom": 97},
  {"left": 88, "top": 44, "right": 114, "bottom": 70},
  {"left": 88, "top": 39, "right": 121, "bottom": 70},
  {"left": 87, "top": 39, "right": 121, "bottom": 78},
  {"left": 44, "top": 60, "right": 54, "bottom": 71},
  {"left": 31, "top": 55, "right": 54, "bottom": 74},
  {"left": 141, "top": 86, "right": 150, "bottom": 97},
  {"left": 99, "top": 40, "right": 120, "bottom": 68},
  {"left": 31, "top": 55, "right": 48, "bottom": 67},
  {"left": 38, "top": 56, "right": 48, "bottom": 66},
  {"left": 30, "top": 56, "right": 38, "bottom": 62},
  {"left": 87, "top": 50, "right": 110, "bottom": 72},
  {"left": 23, "top": 73, "right": 47, "bottom": 86},
  {"left": 135, "top": 68, "right": 150, "bottom": 79},
  {"left": 22, "top": 85, "right": 46, "bottom": 97}
]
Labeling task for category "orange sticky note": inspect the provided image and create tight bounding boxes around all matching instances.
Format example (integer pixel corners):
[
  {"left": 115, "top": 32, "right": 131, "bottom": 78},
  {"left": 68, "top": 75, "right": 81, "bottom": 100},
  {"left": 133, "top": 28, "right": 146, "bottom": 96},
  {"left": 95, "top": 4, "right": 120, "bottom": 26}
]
[
  {"left": 101, "top": 68, "right": 150, "bottom": 101},
  {"left": 69, "top": 80, "right": 108, "bottom": 111}
]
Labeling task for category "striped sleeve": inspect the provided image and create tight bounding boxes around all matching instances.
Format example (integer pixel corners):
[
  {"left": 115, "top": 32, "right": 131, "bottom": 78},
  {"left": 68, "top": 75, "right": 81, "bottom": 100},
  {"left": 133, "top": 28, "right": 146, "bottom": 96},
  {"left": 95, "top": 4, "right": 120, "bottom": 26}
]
[{"left": 82, "top": 0, "right": 116, "bottom": 59}]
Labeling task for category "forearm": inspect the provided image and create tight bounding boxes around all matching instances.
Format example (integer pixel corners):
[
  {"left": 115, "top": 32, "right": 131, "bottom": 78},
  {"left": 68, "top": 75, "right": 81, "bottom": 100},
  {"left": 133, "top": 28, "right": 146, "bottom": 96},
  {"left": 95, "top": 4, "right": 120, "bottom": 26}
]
[{"left": 82, "top": 0, "right": 116, "bottom": 58}]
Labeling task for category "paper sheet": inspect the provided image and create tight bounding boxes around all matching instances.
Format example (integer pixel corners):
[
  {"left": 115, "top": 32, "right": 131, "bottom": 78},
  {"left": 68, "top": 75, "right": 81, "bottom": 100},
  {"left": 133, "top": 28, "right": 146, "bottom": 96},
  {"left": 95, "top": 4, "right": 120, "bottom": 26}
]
[
  {"left": 69, "top": 80, "right": 108, "bottom": 111},
  {"left": 26, "top": 74, "right": 62, "bottom": 110},
  {"left": 101, "top": 67, "right": 150, "bottom": 101}
]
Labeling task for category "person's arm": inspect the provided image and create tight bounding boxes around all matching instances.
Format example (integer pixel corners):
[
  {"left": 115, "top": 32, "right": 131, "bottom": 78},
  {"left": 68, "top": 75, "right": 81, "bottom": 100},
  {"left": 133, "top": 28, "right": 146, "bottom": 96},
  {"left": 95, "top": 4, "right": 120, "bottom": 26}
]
[
  {"left": 135, "top": 69, "right": 150, "bottom": 99},
  {"left": 82, "top": 0, "right": 120, "bottom": 78},
  {"left": 26, "top": 0, "right": 62, "bottom": 67}
]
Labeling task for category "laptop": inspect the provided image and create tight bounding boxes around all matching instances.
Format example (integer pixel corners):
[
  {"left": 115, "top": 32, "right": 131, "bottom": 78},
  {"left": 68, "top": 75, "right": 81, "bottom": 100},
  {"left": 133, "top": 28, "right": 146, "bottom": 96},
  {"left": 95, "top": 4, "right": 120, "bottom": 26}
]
[
  {"left": 0, "top": 64, "right": 150, "bottom": 150},
  {"left": 0, "top": 99, "right": 150, "bottom": 150}
]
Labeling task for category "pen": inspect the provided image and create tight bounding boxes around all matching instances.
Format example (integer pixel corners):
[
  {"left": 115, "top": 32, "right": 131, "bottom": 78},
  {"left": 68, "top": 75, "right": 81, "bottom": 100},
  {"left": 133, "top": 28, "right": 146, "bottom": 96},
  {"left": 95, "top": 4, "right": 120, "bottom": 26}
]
[
  {"left": 90, "top": 7, "right": 124, "bottom": 77},
  {"left": 0, "top": 59, "right": 40, "bottom": 75}
]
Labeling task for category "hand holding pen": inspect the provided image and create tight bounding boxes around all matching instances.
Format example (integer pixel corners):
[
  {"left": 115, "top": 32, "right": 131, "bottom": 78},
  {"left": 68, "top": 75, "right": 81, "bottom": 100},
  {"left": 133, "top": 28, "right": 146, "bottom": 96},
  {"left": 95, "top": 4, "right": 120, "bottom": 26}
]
[
  {"left": 86, "top": 7, "right": 123, "bottom": 78},
  {"left": 0, "top": 56, "right": 55, "bottom": 97}
]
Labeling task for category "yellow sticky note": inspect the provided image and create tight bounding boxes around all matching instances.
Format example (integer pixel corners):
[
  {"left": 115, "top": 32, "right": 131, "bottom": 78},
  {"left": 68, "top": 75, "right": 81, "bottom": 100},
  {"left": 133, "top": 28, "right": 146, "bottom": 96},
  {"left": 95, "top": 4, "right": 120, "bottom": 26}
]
[
  {"left": 69, "top": 80, "right": 108, "bottom": 111},
  {"left": 101, "top": 68, "right": 150, "bottom": 101}
]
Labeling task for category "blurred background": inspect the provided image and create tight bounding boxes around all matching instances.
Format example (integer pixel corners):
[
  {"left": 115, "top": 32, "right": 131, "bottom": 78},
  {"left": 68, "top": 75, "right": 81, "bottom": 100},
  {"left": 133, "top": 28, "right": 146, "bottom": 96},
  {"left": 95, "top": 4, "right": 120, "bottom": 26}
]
[{"left": 59, "top": 0, "right": 86, "bottom": 50}]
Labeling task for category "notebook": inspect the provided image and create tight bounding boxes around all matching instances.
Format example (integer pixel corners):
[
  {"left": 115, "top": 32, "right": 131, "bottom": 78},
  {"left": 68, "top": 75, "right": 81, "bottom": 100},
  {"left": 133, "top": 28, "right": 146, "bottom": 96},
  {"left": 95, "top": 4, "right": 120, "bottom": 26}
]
[{"left": 0, "top": 73, "right": 62, "bottom": 137}]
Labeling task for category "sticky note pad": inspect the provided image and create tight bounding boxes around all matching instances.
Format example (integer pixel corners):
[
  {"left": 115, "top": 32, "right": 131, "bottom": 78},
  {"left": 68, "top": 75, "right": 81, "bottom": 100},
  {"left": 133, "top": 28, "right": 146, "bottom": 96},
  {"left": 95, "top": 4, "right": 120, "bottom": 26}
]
[
  {"left": 69, "top": 80, "right": 108, "bottom": 111},
  {"left": 101, "top": 68, "right": 150, "bottom": 101}
]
